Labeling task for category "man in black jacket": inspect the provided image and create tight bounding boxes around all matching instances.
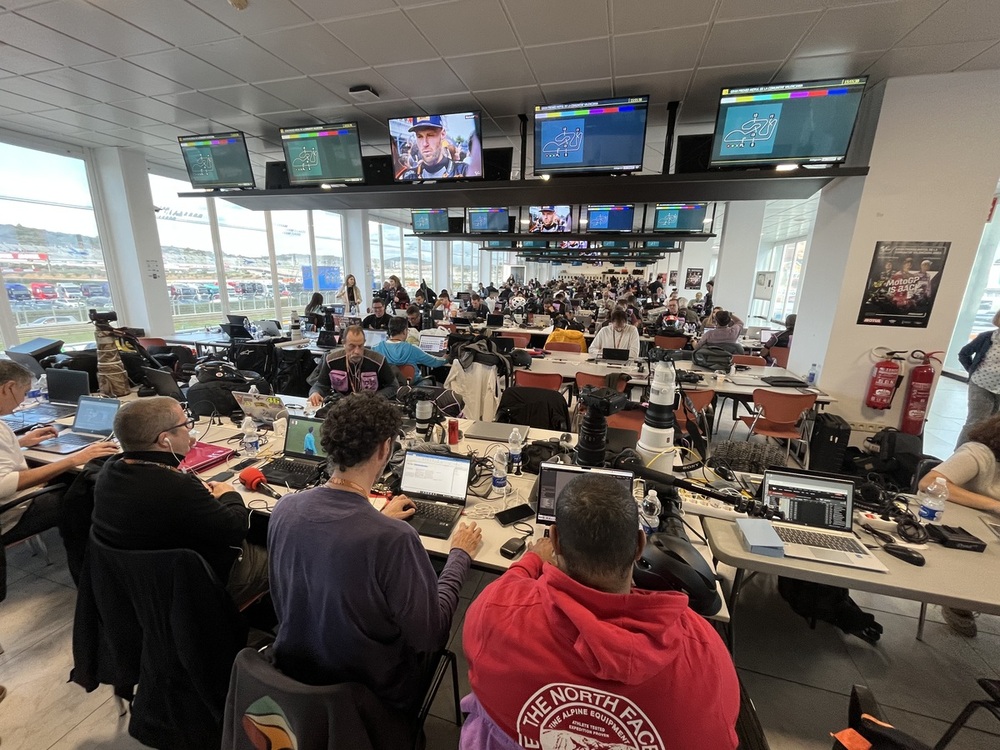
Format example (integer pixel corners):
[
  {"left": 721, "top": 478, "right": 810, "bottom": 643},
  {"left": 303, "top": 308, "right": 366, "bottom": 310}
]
[
  {"left": 362, "top": 298, "right": 391, "bottom": 330},
  {"left": 308, "top": 326, "right": 398, "bottom": 406},
  {"left": 92, "top": 396, "right": 268, "bottom": 606}
]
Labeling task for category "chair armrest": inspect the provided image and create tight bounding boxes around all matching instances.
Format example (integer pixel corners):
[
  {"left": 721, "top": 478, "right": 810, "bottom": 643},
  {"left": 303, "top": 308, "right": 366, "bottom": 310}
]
[{"left": 0, "top": 482, "right": 67, "bottom": 516}]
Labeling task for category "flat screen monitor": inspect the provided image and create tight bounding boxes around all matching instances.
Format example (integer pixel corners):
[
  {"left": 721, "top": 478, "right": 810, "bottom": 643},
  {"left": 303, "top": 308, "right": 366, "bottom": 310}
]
[
  {"left": 388, "top": 111, "right": 483, "bottom": 182},
  {"left": 533, "top": 95, "right": 649, "bottom": 176},
  {"left": 278, "top": 122, "right": 364, "bottom": 186},
  {"left": 520, "top": 239, "right": 549, "bottom": 249},
  {"left": 652, "top": 203, "right": 710, "bottom": 233},
  {"left": 177, "top": 131, "right": 254, "bottom": 189},
  {"left": 710, "top": 76, "right": 867, "bottom": 168},
  {"left": 484, "top": 240, "right": 514, "bottom": 248},
  {"left": 411, "top": 208, "right": 449, "bottom": 234},
  {"left": 467, "top": 207, "right": 509, "bottom": 233},
  {"left": 528, "top": 205, "right": 573, "bottom": 233},
  {"left": 586, "top": 204, "right": 634, "bottom": 233}
]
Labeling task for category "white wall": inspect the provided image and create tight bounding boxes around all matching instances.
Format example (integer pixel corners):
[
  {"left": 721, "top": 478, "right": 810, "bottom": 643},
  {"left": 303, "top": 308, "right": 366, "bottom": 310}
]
[{"left": 713, "top": 200, "right": 766, "bottom": 322}]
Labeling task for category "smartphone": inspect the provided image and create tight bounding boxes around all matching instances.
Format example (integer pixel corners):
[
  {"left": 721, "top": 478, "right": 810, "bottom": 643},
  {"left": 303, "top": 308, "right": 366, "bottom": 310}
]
[
  {"left": 209, "top": 470, "right": 234, "bottom": 482},
  {"left": 495, "top": 503, "right": 534, "bottom": 527}
]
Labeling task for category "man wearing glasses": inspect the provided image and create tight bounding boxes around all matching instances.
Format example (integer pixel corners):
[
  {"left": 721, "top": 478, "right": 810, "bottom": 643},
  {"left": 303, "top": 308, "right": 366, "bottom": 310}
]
[{"left": 92, "top": 396, "right": 268, "bottom": 607}]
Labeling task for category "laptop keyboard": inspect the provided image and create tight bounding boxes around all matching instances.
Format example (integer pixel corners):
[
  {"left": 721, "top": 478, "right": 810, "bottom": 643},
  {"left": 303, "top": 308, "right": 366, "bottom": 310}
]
[
  {"left": 414, "top": 500, "right": 458, "bottom": 523},
  {"left": 54, "top": 434, "right": 97, "bottom": 447},
  {"left": 775, "top": 526, "right": 867, "bottom": 555},
  {"left": 265, "top": 458, "right": 315, "bottom": 476}
]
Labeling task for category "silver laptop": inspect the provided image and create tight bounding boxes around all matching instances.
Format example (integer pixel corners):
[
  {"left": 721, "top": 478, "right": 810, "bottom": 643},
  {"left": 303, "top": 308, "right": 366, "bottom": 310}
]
[
  {"left": 761, "top": 470, "right": 888, "bottom": 573},
  {"left": 418, "top": 331, "right": 449, "bottom": 354},
  {"left": 464, "top": 421, "right": 531, "bottom": 443},
  {"left": 364, "top": 329, "right": 388, "bottom": 346},
  {"left": 233, "top": 392, "right": 285, "bottom": 425},
  {"left": 33, "top": 396, "right": 120, "bottom": 454},
  {"left": 401, "top": 451, "right": 472, "bottom": 539}
]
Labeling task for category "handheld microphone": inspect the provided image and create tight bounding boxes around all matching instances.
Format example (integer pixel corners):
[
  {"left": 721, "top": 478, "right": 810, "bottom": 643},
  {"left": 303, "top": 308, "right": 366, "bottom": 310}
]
[
  {"left": 612, "top": 450, "right": 739, "bottom": 506},
  {"left": 239, "top": 467, "right": 281, "bottom": 500}
]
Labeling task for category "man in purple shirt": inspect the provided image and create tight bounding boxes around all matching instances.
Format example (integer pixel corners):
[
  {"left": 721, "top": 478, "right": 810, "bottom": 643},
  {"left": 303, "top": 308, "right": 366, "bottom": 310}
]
[
  {"left": 268, "top": 392, "right": 481, "bottom": 714},
  {"left": 695, "top": 309, "right": 744, "bottom": 349}
]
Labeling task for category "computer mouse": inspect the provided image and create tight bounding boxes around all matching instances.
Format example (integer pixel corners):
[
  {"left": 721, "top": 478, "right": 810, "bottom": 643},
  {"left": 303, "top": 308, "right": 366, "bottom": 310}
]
[{"left": 882, "top": 543, "right": 925, "bottom": 566}]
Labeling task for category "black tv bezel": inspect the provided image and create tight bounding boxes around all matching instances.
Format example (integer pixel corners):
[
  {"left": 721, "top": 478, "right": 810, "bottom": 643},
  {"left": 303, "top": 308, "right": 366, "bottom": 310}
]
[
  {"left": 387, "top": 110, "right": 485, "bottom": 184},
  {"left": 707, "top": 76, "right": 868, "bottom": 169},
  {"left": 278, "top": 121, "right": 365, "bottom": 186},
  {"left": 177, "top": 131, "right": 255, "bottom": 190},
  {"left": 532, "top": 95, "right": 650, "bottom": 177},
  {"left": 466, "top": 206, "right": 511, "bottom": 234},
  {"left": 410, "top": 208, "right": 451, "bottom": 235},
  {"left": 526, "top": 205, "right": 576, "bottom": 234},
  {"left": 585, "top": 203, "right": 636, "bottom": 233},
  {"left": 651, "top": 202, "right": 711, "bottom": 234}
]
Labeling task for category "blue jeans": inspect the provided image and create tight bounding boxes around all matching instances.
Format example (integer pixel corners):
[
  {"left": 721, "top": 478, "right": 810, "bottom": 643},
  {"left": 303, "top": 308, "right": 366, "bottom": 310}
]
[{"left": 957, "top": 381, "right": 1000, "bottom": 448}]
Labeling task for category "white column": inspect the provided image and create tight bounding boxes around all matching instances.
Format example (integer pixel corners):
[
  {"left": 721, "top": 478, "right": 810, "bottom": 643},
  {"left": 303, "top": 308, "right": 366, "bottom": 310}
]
[
  {"left": 342, "top": 210, "right": 371, "bottom": 310},
  {"left": 88, "top": 147, "right": 173, "bottom": 335},
  {"left": 433, "top": 241, "right": 450, "bottom": 293},
  {"left": 478, "top": 247, "right": 491, "bottom": 287},
  {"left": 713, "top": 200, "right": 766, "bottom": 321}
]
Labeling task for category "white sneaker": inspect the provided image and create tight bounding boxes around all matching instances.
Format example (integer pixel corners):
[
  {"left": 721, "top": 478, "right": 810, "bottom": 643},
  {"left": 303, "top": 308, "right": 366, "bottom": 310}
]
[{"left": 942, "top": 607, "right": 978, "bottom": 637}]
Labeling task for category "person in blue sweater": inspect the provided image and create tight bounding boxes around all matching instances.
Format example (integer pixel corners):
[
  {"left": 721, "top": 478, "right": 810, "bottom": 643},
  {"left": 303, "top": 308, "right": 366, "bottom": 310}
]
[
  {"left": 372, "top": 316, "right": 449, "bottom": 384},
  {"left": 957, "top": 310, "right": 1000, "bottom": 446}
]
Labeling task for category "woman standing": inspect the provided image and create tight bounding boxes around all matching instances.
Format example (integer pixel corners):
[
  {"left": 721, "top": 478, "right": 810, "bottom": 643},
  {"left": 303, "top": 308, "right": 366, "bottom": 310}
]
[
  {"left": 336, "top": 274, "right": 363, "bottom": 315},
  {"left": 957, "top": 310, "right": 1000, "bottom": 446}
]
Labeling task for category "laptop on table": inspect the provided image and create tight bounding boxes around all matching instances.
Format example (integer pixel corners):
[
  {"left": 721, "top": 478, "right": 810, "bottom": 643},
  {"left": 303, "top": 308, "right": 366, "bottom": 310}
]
[
  {"left": 34, "top": 396, "right": 120, "bottom": 454},
  {"left": 760, "top": 470, "right": 888, "bottom": 573},
  {"left": 260, "top": 416, "right": 327, "bottom": 489},
  {"left": 363, "top": 329, "right": 388, "bottom": 347},
  {"left": 418, "top": 331, "right": 449, "bottom": 355},
  {"left": 3, "top": 368, "right": 91, "bottom": 430},
  {"left": 464, "top": 421, "right": 530, "bottom": 443},
  {"left": 143, "top": 366, "right": 186, "bottom": 402},
  {"left": 233, "top": 392, "right": 285, "bottom": 426},
  {"left": 601, "top": 348, "right": 630, "bottom": 361},
  {"left": 400, "top": 451, "right": 473, "bottom": 539},
  {"left": 316, "top": 330, "right": 339, "bottom": 349},
  {"left": 534, "top": 462, "right": 634, "bottom": 525}
]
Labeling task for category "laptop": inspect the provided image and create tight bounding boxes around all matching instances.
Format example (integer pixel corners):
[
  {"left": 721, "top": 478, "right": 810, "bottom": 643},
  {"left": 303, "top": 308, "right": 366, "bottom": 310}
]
[
  {"left": 492, "top": 336, "right": 514, "bottom": 354},
  {"left": 431, "top": 309, "right": 445, "bottom": 321},
  {"left": 254, "top": 319, "right": 281, "bottom": 337},
  {"left": 418, "top": 331, "right": 449, "bottom": 355},
  {"left": 260, "top": 415, "right": 327, "bottom": 489},
  {"left": 761, "top": 375, "right": 808, "bottom": 388},
  {"left": 33, "top": 396, "right": 120, "bottom": 454},
  {"left": 329, "top": 304, "right": 346, "bottom": 315},
  {"left": 364, "top": 329, "right": 388, "bottom": 347},
  {"left": 486, "top": 314, "right": 504, "bottom": 327},
  {"left": 227, "top": 314, "right": 250, "bottom": 327},
  {"left": 400, "top": 451, "right": 473, "bottom": 539},
  {"left": 4, "top": 368, "right": 92, "bottom": 428},
  {"left": 221, "top": 322, "right": 252, "bottom": 340},
  {"left": 143, "top": 366, "right": 186, "bottom": 401},
  {"left": 759, "top": 328, "right": 777, "bottom": 343},
  {"left": 233, "top": 392, "right": 285, "bottom": 425},
  {"left": 760, "top": 470, "right": 888, "bottom": 572},
  {"left": 601, "top": 348, "right": 630, "bottom": 361},
  {"left": 4, "top": 350, "right": 44, "bottom": 378},
  {"left": 464, "top": 421, "right": 531, "bottom": 443},
  {"left": 534, "top": 462, "right": 634, "bottom": 525},
  {"left": 316, "top": 329, "right": 339, "bottom": 349}
]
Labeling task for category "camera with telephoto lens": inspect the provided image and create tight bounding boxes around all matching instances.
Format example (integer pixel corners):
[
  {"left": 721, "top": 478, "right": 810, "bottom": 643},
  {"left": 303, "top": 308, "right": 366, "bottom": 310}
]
[
  {"left": 576, "top": 385, "right": 628, "bottom": 467},
  {"left": 88, "top": 309, "right": 118, "bottom": 325}
]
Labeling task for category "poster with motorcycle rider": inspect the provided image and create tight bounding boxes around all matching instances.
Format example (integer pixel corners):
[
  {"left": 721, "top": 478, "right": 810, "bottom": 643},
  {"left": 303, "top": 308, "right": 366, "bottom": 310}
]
[{"left": 857, "top": 240, "right": 949, "bottom": 328}]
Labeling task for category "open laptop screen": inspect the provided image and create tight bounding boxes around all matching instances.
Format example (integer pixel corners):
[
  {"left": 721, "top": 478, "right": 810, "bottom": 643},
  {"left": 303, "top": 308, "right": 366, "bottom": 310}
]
[
  {"left": 363, "top": 329, "right": 388, "bottom": 346},
  {"left": 73, "top": 396, "right": 119, "bottom": 436},
  {"left": 400, "top": 451, "right": 470, "bottom": 502},
  {"left": 761, "top": 471, "right": 853, "bottom": 531},
  {"left": 418, "top": 331, "right": 448, "bottom": 354},
  {"left": 283, "top": 416, "right": 327, "bottom": 460},
  {"left": 535, "top": 462, "right": 633, "bottom": 525}
]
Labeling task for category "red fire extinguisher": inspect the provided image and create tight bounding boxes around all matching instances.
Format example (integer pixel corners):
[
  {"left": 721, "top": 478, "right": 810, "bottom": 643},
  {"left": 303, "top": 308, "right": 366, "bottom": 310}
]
[
  {"left": 900, "top": 350, "right": 943, "bottom": 435},
  {"left": 865, "top": 349, "right": 906, "bottom": 410}
]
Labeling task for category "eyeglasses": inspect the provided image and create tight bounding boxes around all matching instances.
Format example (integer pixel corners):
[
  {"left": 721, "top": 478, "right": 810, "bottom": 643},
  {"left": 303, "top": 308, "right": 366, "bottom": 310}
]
[{"left": 162, "top": 418, "right": 196, "bottom": 433}]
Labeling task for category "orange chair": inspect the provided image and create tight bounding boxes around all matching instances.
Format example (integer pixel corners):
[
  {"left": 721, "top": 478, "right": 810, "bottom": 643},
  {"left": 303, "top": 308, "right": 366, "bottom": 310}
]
[
  {"left": 674, "top": 388, "right": 716, "bottom": 438},
  {"left": 732, "top": 355, "right": 766, "bottom": 367},
  {"left": 138, "top": 337, "right": 167, "bottom": 349},
  {"left": 730, "top": 388, "right": 818, "bottom": 465},
  {"left": 545, "top": 341, "right": 582, "bottom": 353},
  {"left": 654, "top": 335, "right": 687, "bottom": 350},
  {"left": 508, "top": 334, "right": 531, "bottom": 349},
  {"left": 397, "top": 364, "right": 415, "bottom": 384},
  {"left": 514, "top": 370, "right": 563, "bottom": 391},
  {"left": 770, "top": 346, "right": 791, "bottom": 368},
  {"left": 607, "top": 407, "right": 645, "bottom": 435}
]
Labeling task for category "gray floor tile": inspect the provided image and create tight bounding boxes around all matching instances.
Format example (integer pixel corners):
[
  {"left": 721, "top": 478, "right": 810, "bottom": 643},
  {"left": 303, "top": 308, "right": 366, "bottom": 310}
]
[
  {"left": 881, "top": 705, "right": 1000, "bottom": 750},
  {"left": 738, "top": 669, "right": 851, "bottom": 750},
  {"left": 6, "top": 527, "right": 67, "bottom": 573},
  {"left": 966, "top": 629, "right": 1000, "bottom": 677},
  {"left": 422, "top": 713, "right": 461, "bottom": 749},
  {"left": 458, "top": 569, "right": 483, "bottom": 600},
  {"left": 46, "top": 696, "right": 147, "bottom": 750},
  {"left": 0, "top": 571, "right": 77, "bottom": 663}
]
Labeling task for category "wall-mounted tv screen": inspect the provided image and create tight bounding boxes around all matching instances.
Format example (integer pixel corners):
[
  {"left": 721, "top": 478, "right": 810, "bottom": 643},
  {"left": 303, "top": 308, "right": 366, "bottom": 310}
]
[
  {"left": 177, "top": 131, "right": 254, "bottom": 189},
  {"left": 586, "top": 204, "right": 635, "bottom": 232},
  {"left": 411, "top": 208, "right": 449, "bottom": 234},
  {"left": 528, "top": 205, "right": 573, "bottom": 233},
  {"left": 652, "top": 203, "right": 709, "bottom": 233},
  {"left": 468, "top": 207, "right": 509, "bottom": 233},
  {"left": 710, "top": 77, "right": 867, "bottom": 168},
  {"left": 388, "top": 111, "right": 483, "bottom": 182},
  {"left": 533, "top": 95, "right": 649, "bottom": 176},
  {"left": 520, "top": 239, "right": 549, "bottom": 249},
  {"left": 279, "top": 122, "right": 364, "bottom": 186}
]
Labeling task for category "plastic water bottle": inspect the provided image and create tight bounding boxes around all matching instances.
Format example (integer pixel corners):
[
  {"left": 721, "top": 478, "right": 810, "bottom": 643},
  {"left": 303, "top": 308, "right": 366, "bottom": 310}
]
[
  {"left": 241, "top": 416, "right": 259, "bottom": 457},
  {"left": 492, "top": 447, "right": 509, "bottom": 499},
  {"left": 249, "top": 322, "right": 259, "bottom": 340},
  {"left": 807, "top": 364, "right": 818, "bottom": 385},
  {"left": 37, "top": 373, "right": 48, "bottom": 402},
  {"left": 248, "top": 384, "right": 259, "bottom": 396},
  {"left": 640, "top": 490, "right": 661, "bottom": 535},
  {"left": 917, "top": 476, "right": 949, "bottom": 523},
  {"left": 509, "top": 428, "right": 523, "bottom": 476}
]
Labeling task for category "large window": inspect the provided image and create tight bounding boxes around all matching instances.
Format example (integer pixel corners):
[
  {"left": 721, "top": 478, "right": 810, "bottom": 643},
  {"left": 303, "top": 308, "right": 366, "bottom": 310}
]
[
  {"left": 0, "top": 141, "right": 116, "bottom": 346},
  {"left": 271, "top": 211, "right": 310, "bottom": 313},
  {"left": 312, "top": 211, "right": 344, "bottom": 306},
  {"left": 215, "top": 200, "right": 277, "bottom": 321},
  {"left": 451, "top": 241, "right": 478, "bottom": 292}
]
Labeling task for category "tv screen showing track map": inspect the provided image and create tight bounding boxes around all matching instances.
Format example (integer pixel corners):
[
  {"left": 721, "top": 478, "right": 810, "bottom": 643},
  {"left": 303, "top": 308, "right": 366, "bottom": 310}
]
[
  {"left": 710, "top": 77, "right": 867, "bottom": 168},
  {"left": 533, "top": 96, "right": 649, "bottom": 175},
  {"left": 279, "top": 122, "right": 364, "bottom": 185},
  {"left": 177, "top": 132, "right": 255, "bottom": 189}
]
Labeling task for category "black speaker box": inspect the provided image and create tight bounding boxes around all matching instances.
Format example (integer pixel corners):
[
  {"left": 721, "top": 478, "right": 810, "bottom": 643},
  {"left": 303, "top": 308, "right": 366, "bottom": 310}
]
[
  {"left": 483, "top": 147, "right": 513, "bottom": 181},
  {"left": 674, "top": 134, "right": 713, "bottom": 174},
  {"left": 265, "top": 160, "right": 289, "bottom": 190},
  {"left": 362, "top": 155, "right": 395, "bottom": 185},
  {"left": 809, "top": 413, "right": 851, "bottom": 473},
  {"left": 448, "top": 216, "right": 465, "bottom": 234}
]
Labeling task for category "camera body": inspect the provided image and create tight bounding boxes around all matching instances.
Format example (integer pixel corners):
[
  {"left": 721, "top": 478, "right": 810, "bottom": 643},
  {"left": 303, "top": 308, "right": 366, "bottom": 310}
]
[
  {"left": 88, "top": 309, "right": 118, "bottom": 325},
  {"left": 578, "top": 385, "right": 628, "bottom": 416}
]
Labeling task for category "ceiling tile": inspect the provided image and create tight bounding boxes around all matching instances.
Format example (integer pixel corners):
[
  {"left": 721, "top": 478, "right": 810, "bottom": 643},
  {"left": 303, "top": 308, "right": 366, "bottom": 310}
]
[
  {"left": 541, "top": 80, "right": 615, "bottom": 105},
  {"left": 202, "top": 0, "right": 312, "bottom": 35},
  {"left": 376, "top": 59, "right": 466, "bottom": 97},
  {"left": 795, "top": 0, "right": 942, "bottom": 57},
  {"left": 525, "top": 40, "right": 611, "bottom": 84},
  {"left": 900, "top": 0, "right": 1000, "bottom": 46},
  {"left": 409, "top": 0, "right": 517, "bottom": 57},
  {"left": 255, "top": 77, "right": 348, "bottom": 110},
  {"left": 683, "top": 61, "right": 784, "bottom": 123},
  {"left": 126, "top": 48, "right": 242, "bottom": 90},
  {"left": 0, "top": 76, "right": 99, "bottom": 109},
  {"left": 613, "top": 69, "right": 692, "bottom": 102},
  {"left": 410, "top": 92, "right": 475, "bottom": 113},
  {"left": 0, "top": 43, "right": 60, "bottom": 75},
  {"left": 611, "top": 0, "right": 714, "bottom": 34},
  {"left": 186, "top": 38, "right": 300, "bottom": 84},
  {"left": 19, "top": 0, "right": 170, "bottom": 57},
  {"left": 66, "top": 102, "right": 160, "bottom": 129},
  {"left": 864, "top": 39, "right": 995, "bottom": 82},
  {"left": 76, "top": 59, "right": 189, "bottom": 97},
  {"left": 778, "top": 52, "right": 882, "bottom": 82},
  {"left": 250, "top": 24, "right": 364, "bottom": 76},
  {"left": 112, "top": 129, "right": 174, "bottom": 148},
  {"left": 88, "top": 0, "right": 239, "bottom": 46},
  {"left": 504, "top": 0, "right": 609, "bottom": 46},
  {"left": 352, "top": 99, "right": 420, "bottom": 122},
  {"left": 448, "top": 49, "right": 535, "bottom": 90},
  {"left": 325, "top": 11, "right": 438, "bottom": 65},
  {"left": 957, "top": 41, "right": 1000, "bottom": 71},
  {"left": 614, "top": 26, "right": 706, "bottom": 76},
  {"left": 35, "top": 108, "right": 122, "bottom": 131},
  {"left": 260, "top": 110, "right": 324, "bottom": 128},
  {"left": 200, "top": 84, "right": 295, "bottom": 115},
  {"left": 716, "top": 0, "right": 827, "bottom": 21},
  {"left": 116, "top": 97, "right": 200, "bottom": 123},
  {"left": 28, "top": 68, "right": 140, "bottom": 103},
  {"left": 0, "top": 111, "right": 86, "bottom": 135},
  {"left": 154, "top": 91, "right": 248, "bottom": 121},
  {"left": 0, "top": 88, "right": 60, "bottom": 113},
  {"left": 136, "top": 122, "right": 195, "bottom": 139},
  {"left": 702, "top": 13, "right": 821, "bottom": 67},
  {"left": 293, "top": 0, "right": 397, "bottom": 21},
  {"left": 472, "top": 85, "right": 545, "bottom": 116},
  {"left": 213, "top": 114, "right": 274, "bottom": 138},
  {"left": 312, "top": 69, "right": 408, "bottom": 102},
  {"left": 0, "top": 14, "right": 111, "bottom": 65}
]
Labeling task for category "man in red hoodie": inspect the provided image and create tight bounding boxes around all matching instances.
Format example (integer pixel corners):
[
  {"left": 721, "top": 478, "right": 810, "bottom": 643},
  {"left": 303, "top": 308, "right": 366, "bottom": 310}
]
[{"left": 461, "top": 474, "right": 740, "bottom": 749}]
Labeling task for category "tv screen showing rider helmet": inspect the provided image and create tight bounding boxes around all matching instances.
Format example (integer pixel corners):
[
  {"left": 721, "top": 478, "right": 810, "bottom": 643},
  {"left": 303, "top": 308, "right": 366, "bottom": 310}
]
[
  {"left": 388, "top": 111, "right": 483, "bottom": 182},
  {"left": 527, "top": 206, "right": 573, "bottom": 233},
  {"left": 710, "top": 76, "right": 867, "bottom": 168},
  {"left": 279, "top": 122, "right": 364, "bottom": 186}
]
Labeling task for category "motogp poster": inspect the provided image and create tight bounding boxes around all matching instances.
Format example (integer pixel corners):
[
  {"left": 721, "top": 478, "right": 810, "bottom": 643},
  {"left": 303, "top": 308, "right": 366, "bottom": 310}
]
[
  {"left": 685, "top": 267, "right": 704, "bottom": 290},
  {"left": 857, "top": 241, "right": 950, "bottom": 328},
  {"left": 668, "top": 270, "right": 678, "bottom": 286}
]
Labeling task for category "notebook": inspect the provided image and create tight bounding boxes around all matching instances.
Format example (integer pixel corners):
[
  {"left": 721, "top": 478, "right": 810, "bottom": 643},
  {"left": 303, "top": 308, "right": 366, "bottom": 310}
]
[
  {"left": 6, "top": 369, "right": 92, "bottom": 431},
  {"left": 486, "top": 314, "right": 504, "bottom": 327},
  {"left": 316, "top": 330, "right": 339, "bottom": 349},
  {"left": 33, "top": 396, "right": 120, "bottom": 454},
  {"left": 761, "top": 375, "right": 808, "bottom": 388},
  {"left": 260, "top": 415, "right": 327, "bottom": 489},
  {"left": 761, "top": 470, "right": 888, "bottom": 572},
  {"left": 534, "top": 462, "right": 634, "bottom": 525},
  {"left": 400, "top": 451, "right": 472, "bottom": 539},
  {"left": 4, "top": 350, "right": 43, "bottom": 378}
]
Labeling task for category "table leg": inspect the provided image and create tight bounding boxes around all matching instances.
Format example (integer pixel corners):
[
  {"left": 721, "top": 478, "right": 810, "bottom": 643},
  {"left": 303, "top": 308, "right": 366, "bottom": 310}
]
[
  {"left": 917, "top": 602, "right": 928, "bottom": 641},
  {"left": 727, "top": 568, "right": 746, "bottom": 658}
]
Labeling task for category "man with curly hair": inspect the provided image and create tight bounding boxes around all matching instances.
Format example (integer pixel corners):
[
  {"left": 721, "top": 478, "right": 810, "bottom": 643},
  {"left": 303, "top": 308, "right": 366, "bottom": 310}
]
[{"left": 267, "top": 392, "right": 482, "bottom": 716}]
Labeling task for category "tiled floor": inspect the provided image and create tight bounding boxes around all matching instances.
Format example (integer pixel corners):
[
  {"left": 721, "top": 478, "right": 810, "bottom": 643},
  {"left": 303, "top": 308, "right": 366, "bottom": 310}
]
[{"left": 1, "top": 375, "right": 997, "bottom": 749}]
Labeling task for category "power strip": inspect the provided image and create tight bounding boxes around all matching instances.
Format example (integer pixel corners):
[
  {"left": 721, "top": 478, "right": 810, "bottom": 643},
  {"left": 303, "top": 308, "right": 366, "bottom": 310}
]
[{"left": 677, "top": 488, "right": 747, "bottom": 521}]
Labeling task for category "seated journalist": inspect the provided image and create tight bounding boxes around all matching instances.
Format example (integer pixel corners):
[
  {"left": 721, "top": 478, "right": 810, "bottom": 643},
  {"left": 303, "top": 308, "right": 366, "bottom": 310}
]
[
  {"left": 308, "top": 325, "right": 398, "bottom": 406},
  {"left": 371, "top": 316, "right": 449, "bottom": 384},
  {"left": 461, "top": 473, "right": 740, "bottom": 749},
  {"left": 92, "top": 396, "right": 268, "bottom": 607},
  {"left": 268, "top": 392, "right": 481, "bottom": 714}
]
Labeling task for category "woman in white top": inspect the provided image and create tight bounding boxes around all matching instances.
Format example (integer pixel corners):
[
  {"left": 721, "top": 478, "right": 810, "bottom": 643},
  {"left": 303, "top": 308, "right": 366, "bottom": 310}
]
[
  {"left": 588, "top": 309, "right": 640, "bottom": 359},
  {"left": 920, "top": 413, "right": 1000, "bottom": 512},
  {"left": 335, "top": 274, "right": 364, "bottom": 315}
]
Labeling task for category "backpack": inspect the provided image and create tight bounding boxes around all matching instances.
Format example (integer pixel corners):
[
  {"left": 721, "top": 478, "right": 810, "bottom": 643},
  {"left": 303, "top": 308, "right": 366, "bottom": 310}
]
[
  {"left": 692, "top": 346, "right": 734, "bottom": 372},
  {"left": 272, "top": 348, "right": 316, "bottom": 397}
]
